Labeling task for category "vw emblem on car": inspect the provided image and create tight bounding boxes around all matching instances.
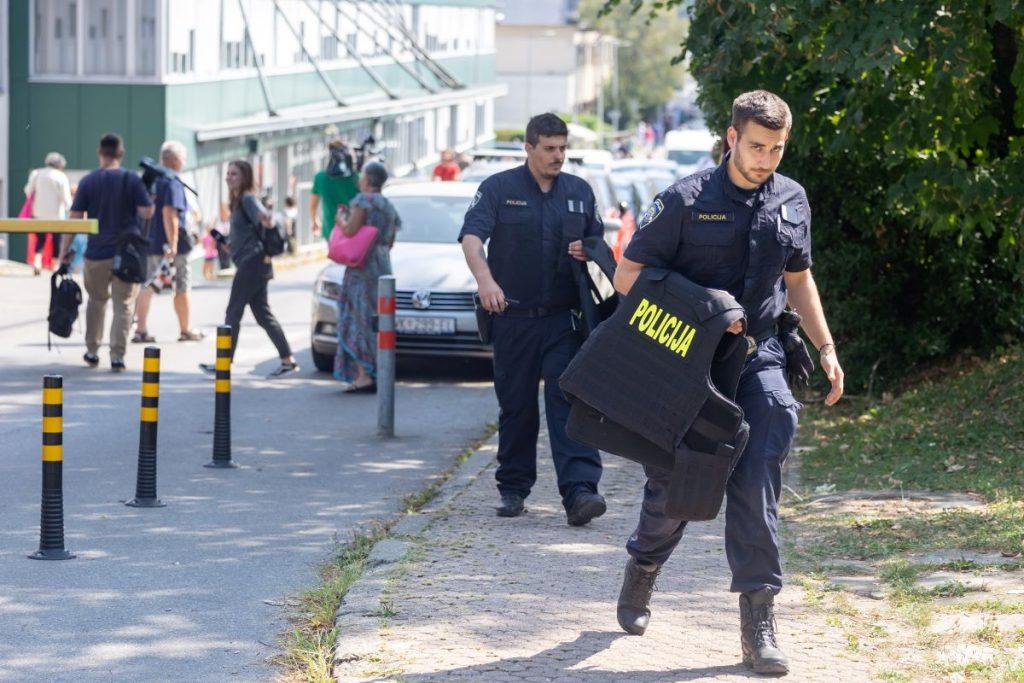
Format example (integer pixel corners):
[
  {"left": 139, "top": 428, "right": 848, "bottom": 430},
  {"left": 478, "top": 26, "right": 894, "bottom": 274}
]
[{"left": 411, "top": 289, "right": 432, "bottom": 310}]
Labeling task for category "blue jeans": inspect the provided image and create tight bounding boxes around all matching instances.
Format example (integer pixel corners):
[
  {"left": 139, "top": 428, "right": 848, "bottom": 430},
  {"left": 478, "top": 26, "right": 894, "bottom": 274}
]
[{"left": 626, "top": 336, "right": 801, "bottom": 593}]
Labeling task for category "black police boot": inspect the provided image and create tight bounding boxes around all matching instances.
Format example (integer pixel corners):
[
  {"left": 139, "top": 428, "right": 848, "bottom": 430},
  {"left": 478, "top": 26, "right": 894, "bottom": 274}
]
[
  {"left": 739, "top": 589, "right": 790, "bottom": 675},
  {"left": 616, "top": 557, "right": 660, "bottom": 635},
  {"left": 565, "top": 491, "right": 607, "bottom": 526},
  {"left": 495, "top": 493, "right": 525, "bottom": 518}
]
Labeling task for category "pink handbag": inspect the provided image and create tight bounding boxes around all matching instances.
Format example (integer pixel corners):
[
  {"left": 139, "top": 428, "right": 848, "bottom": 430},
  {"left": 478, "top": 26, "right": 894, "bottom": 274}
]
[
  {"left": 18, "top": 192, "right": 34, "bottom": 218},
  {"left": 328, "top": 224, "right": 379, "bottom": 267}
]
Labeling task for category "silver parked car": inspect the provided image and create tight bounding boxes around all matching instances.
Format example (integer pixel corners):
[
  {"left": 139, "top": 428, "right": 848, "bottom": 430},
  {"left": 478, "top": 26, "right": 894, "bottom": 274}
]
[{"left": 310, "top": 181, "right": 489, "bottom": 372}]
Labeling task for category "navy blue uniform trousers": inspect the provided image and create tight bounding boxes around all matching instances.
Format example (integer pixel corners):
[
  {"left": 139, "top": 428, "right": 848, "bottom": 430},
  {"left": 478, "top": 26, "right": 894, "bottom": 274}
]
[
  {"left": 492, "top": 311, "right": 602, "bottom": 506},
  {"left": 626, "top": 336, "right": 800, "bottom": 594}
]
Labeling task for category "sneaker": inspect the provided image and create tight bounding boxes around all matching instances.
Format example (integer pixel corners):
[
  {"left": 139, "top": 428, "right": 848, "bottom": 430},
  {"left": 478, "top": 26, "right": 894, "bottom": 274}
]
[
  {"left": 131, "top": 331, "right": 155, "bottom": 343},
  {"left": 267, "top": 362, "right": 299, "bottom": 378},
  {"left": 178, "top": 329, "right": 206, "bottom": 341},
  {"left": 83, "top": 353, "right": 99, "bottom": 368},
  {"left": 111, "top": 360, "right": 127, "bottom": 372}
]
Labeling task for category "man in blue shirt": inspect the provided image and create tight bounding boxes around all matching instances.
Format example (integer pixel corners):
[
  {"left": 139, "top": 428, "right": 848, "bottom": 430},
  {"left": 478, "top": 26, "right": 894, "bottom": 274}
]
[
  {"left": 133, "top": 140, "right": 204, "bottom": 343},
  {"left": 459, "top": 113, "right": 606, "bottom": 526},
  {"left": 59, "top": 133, "right": 154, "bottom": 371},
  {"left": 612, "top": 91, "right": 845, "bottom": 674}
]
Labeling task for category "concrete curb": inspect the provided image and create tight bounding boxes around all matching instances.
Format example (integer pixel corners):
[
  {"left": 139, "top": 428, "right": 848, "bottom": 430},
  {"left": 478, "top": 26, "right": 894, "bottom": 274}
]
[{"left": 332, "top": 433, "right": 498, "bottom": 672}]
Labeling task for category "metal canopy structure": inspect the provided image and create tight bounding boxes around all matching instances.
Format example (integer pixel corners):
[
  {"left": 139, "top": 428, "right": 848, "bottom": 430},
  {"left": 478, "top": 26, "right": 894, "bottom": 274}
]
[{"left": 238, "top": 0, "right": 471, "bottom": 118}]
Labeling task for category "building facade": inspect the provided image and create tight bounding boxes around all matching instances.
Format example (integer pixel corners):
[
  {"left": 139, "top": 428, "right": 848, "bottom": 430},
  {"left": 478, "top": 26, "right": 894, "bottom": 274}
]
[
  {"left": 0, "top": 0, "right": 9, "bottom": 257},
  {"left": 6, "top": 0, "right": 502, "bottom": 256},
  {"left": 493, "top": 0, "right": 614, "bottom": 129}
]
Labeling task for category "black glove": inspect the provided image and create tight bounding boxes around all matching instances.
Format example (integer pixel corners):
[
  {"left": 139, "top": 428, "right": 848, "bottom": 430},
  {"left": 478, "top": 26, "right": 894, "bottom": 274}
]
[{"left": 777, "top": 309, "right": 813, "bottom": 388}]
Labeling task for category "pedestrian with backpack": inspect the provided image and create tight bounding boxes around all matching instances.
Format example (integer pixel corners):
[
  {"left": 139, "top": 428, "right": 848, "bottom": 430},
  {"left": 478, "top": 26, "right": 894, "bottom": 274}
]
[
  {"left": 58, "top": 133, "right": 154, "bottom": 372},
  {"left": 200, "top": 160, "right": 297, "bottom": 378}
]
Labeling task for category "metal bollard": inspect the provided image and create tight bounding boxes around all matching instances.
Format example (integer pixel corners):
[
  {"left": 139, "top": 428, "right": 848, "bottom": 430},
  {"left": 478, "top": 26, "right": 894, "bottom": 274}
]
[
  {"left": 30, "top": 375, "right": 75, "bottom": 560},
  {"left": 205, "top": 325, "right": 237, "bottom": 468},
  {"left": 377, "top": 275, "right": 396, "bottom": 438},
  {"left": 127, "top": 347, "right": 165, "bottom": 507}
]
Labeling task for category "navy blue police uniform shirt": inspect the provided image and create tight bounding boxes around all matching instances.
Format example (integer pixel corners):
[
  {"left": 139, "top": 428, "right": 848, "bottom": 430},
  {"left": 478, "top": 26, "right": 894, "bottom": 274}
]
[
  {"left": 624, "top": 158, "right": 812, "bottom": 336},
  {"left": 71, "top": 168, "right": 153, "bottom": 261},
  {"left": 459, "top": 163, "right": 603, "bottom": 311},
  {"left": 147, "top": 176, "right": 189, "bottom": 256}
]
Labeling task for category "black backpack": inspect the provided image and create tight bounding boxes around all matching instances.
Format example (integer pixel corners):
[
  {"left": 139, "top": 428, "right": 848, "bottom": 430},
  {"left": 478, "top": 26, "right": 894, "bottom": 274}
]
[
  {"left": 260, "top": 219, "right": 287, "bottom": 257},
  {"left": 48, "top": 265, "right": 82, "bottom": 349}
]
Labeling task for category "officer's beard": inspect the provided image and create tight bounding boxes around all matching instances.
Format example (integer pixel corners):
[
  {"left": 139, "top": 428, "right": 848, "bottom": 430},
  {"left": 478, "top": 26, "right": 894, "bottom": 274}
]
[{"left": 731, "top": 148, "right": 771, "bottom": 189}]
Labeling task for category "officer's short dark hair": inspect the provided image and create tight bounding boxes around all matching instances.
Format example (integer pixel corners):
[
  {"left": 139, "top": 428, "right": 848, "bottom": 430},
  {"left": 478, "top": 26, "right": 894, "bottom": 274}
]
[
  {"left": 525, "top": 113, "right": 569, "bottom": 146},
  {"left": 98, "top": 133, "right": 125, "bottom": 160},
  {"left": 731, "top": 91, "right": 792, "bottom": 135}
]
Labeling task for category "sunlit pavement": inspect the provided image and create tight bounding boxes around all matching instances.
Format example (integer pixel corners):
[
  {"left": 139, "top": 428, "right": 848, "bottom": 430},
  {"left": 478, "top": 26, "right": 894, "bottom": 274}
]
[{"left": 0, "top": 261, "right": 497, "bottom": 681}]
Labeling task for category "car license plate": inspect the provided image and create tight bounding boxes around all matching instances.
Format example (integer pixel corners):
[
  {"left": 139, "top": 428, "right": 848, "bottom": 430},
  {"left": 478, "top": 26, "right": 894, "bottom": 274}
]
[{"left": 395, "top": 316, "right": 456, "bottom": 336}]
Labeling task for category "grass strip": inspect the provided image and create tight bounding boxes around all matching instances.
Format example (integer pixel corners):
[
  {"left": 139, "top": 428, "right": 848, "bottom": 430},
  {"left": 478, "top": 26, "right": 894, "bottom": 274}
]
[
  {"left": 277, "top": 422, "right": 498, "bottom": 681},
  {"left": 800, "top": 346, "right": 1023, "bottom": 500}
]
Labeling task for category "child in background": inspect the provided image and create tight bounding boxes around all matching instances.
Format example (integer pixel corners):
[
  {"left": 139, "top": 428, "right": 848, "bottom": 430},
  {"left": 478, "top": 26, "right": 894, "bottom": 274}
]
[{"left": 202, "top": 224, "right": 217, "bottom": 280}]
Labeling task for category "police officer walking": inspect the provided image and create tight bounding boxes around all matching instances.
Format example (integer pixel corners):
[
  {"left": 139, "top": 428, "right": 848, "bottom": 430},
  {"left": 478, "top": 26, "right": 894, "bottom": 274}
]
[
  {"left": 611, "top": 91, "right": 844, "bottom": 674},
  {"left": 459, "top": 113, "right": 607, "bottom": 526}
]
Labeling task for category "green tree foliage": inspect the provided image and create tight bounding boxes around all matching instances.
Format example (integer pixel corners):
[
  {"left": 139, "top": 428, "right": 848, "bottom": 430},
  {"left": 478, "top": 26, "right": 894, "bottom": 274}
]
[
  {"left": 602, "top": 0, "right": 1024, "bottom": 389},
  {"left": 578, "top": 0, "right": 689, "bottom": 127}
]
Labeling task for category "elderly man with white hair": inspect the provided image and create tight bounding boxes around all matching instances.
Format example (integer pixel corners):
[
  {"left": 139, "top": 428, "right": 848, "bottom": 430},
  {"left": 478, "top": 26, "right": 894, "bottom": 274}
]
[{"left": 134, "top": 140, "right": 204, "bottom": 343}]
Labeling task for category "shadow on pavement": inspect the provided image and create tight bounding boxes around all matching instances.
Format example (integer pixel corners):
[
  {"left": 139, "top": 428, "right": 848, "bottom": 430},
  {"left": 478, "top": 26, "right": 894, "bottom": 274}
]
[{"left": 392, "top": 630, "right": 761, "bottom": 682}]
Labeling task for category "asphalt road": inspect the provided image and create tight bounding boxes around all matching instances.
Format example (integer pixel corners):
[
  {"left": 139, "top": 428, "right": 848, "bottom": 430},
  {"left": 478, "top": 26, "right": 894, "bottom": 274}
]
[{"left": 0, "top": 260, "right": 497, "bottom": 681}]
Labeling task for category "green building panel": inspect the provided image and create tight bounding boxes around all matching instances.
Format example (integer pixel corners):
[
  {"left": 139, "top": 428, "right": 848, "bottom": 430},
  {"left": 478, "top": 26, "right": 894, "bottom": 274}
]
[{"left": 5, "top": 0, "right": 497, "bottom": 255}]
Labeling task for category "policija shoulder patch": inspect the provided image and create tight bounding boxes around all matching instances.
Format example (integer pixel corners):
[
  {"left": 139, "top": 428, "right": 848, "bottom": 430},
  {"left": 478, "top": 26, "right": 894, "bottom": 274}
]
[
  {"left": 468, "top": 191, "right": 482, "bottom": 209},
  {"left": 637, "top": 198, "right": 665, "bottom": 230}
]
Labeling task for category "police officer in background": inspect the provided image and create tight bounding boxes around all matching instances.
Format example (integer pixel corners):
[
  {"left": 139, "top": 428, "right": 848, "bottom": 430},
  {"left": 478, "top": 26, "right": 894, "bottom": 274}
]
[
  {"left": 459, "top": 113, "right": 607, "bottom": 526},
  {"left": 611, "top": 91, "right": 844, "bottom": 675}
]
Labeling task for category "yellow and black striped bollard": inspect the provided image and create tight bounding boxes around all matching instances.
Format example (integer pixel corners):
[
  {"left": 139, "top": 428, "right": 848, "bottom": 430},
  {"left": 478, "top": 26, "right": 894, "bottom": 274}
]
[
  {"left": 205, "top": 325, "right": 237, "bottom": 468},
  {"left": 29, "top": 375, "right": 75, "bottom": 560},
  {"left": 127, "top": 347, "right": 165, "bottom": 507}
]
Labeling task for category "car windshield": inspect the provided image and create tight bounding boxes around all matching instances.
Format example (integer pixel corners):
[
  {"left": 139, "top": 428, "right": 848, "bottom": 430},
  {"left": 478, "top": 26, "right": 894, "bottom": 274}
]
[
  {"left": 667, "top": 149, "right": 709, "bottom": 165},
  {"left": 390, "top": 195, "right": 471, "bottom": 244}
]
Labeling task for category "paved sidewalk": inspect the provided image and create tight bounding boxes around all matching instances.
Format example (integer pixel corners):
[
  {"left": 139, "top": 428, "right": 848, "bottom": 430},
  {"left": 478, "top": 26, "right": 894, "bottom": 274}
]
[{"left": 335, "top": 435, "right": 879, "bottom": 682}]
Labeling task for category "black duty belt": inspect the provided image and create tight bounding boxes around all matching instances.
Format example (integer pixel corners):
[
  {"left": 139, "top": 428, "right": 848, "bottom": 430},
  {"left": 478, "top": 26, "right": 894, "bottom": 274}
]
[
  {"left": 499, "top": 305, "right": 573, "bottom": 318},
  {"left": 745, "top": 324, "right": 779, "bottom": 356}
]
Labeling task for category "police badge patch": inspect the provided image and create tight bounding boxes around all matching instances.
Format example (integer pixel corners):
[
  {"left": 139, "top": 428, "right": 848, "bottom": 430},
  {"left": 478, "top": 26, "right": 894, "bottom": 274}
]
[
  {"left": 468, "top": 191, "right": 482, "bottom": 209},
  {"left": 637, "top": 198, "right": 665, "bottom": 230}
]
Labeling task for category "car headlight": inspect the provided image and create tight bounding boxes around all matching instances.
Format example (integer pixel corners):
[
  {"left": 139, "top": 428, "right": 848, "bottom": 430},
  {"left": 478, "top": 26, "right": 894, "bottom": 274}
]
[{"left": 316, "top": 278, "right": 342, "bottom": 300}]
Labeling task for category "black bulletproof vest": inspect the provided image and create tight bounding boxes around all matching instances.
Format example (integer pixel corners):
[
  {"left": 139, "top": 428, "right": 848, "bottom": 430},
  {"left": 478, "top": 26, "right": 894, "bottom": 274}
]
[{"left": 559, "top": 268, "right": 751, "bottom": 520}]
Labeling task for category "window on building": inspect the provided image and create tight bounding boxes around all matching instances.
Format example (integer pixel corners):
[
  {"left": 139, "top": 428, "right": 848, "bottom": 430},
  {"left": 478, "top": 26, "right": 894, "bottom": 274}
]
[
  {"left": 294, "top": 21, "right": 307, "bottom": 63},
  {"left": 85, "top": 0, "right": 128, "bottom": 75},
  {"left": 33, "top": 0, "right": 78, "bottom": 75},
  {"left": 135, "top": 0, "right": 157, "bottom": 75},
  {"left": 170, "top": 29, "right": 196, "bottom": 74},
  {"left": 475, "top": 102, "right": 485, "bottom": 140}
]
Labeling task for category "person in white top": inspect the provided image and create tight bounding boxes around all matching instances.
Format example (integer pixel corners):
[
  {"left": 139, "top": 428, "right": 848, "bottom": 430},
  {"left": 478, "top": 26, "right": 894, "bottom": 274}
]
[{"left": 24, "top": 152, "right": 73, "bottom": 274}]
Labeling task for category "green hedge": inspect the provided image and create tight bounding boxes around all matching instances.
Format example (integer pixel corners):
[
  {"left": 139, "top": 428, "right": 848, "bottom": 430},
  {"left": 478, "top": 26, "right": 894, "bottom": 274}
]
[
  {"left": 495, "top": 129, "right": 525, "bottom": 142},
  {"left": 604, "top": 0, "right": 1024, "bottom": 390}
]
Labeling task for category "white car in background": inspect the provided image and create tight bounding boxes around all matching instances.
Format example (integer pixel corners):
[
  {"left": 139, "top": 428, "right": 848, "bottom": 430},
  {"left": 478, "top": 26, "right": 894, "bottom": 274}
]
[
  {"left": 310, "top": 182, "right": 488, "bottom": 371},
  {"left": 664, "top": 128, "right": 717, "bottom": 176}
]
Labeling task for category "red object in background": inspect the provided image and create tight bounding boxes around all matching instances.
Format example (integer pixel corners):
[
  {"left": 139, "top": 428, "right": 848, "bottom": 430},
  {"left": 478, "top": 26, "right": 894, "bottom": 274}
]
[
  {"left": 432, "top": 162, "right": 461, "bottom": 182},
  {"left": 19, "top": 192, "right": 57, "bottom": 269},
  {"left": 25, "top": 233, "right": 55, "bottom": 269},
  {"left": 608, "top": 207, "right": 637, "bottom": 263}
]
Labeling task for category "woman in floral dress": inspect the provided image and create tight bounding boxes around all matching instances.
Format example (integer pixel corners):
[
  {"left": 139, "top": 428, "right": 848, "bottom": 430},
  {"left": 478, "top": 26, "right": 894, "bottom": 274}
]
[{"left": 334, "top": 162, "right": 401, "bottom": 392}]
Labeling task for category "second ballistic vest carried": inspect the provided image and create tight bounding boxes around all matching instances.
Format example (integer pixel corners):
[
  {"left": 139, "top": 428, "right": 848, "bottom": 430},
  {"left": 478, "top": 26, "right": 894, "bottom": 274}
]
[{"left": 559, "top": 268, "right": 751, "bottom": 520}]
